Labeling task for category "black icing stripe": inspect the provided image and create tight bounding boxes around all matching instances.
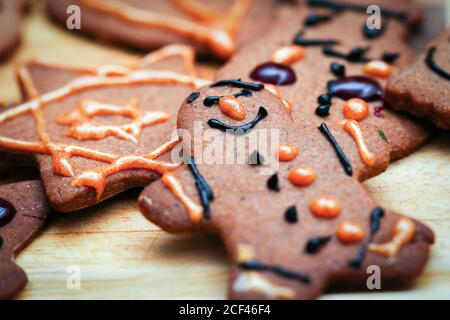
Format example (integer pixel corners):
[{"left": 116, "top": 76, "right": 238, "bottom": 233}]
[
  {"left": 293, "top": 32, "right": 339, "bottom": 47},
  {"left": 349, "top": 207, "right": 385, "bottom": 268},
  {"left": 307, "top": 0, "right": 407, "bottom": 20},
  {"left": 240, "top": 260, "right": 311, "bottom": 284},
  {"left": 186, "top": 92, "right": 200, "bottom": 104},
  {"left": 208, "top": 107, "right": 268, "bottom": 134},
  {"left": 305, "top": 236, "right": 332, "bottom": 254},
  {"left": 304, "top": 13, "right": 332, "bottom": 26},
  {"left": 323, "top": 47, "right": 370, "bottom": 63},
  {"left": 187, "top": 157, "right": 214, "bottom": 220},
  {"left": 381, "top": 52, "right": 400, "bottom": 63},
  {"left": 319, "top": 122, "right": 353, "bottom": 176},
  {"left": 203, "top": 89, "right": 252, "bottom": 107},
  {"left": 425, "top": 46, "right": 450, "bottom": 80},
  {"left": 211, "top": 79, "right": 264, "bottom": 91}
]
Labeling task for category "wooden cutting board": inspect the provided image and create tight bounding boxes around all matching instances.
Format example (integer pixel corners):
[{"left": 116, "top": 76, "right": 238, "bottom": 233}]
[{"left": 0, "top": 0, "right": 448, "bottom": 300}]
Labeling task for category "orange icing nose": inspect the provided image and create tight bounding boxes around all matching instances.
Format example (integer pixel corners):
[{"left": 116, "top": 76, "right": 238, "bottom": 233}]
[
  {"left": 219, "top": 96, "right": 246, "bottom": 120},
  {"left": 271, "top": 45, "right": 306, "bottom": 65},
  {"left": 277, "top": 144, "right": 299, "bottom": 162},
  {"left": 310, "top": 197, "right": 341, "bottom": 218},
  {"left": 288, "top": 167, "right": 316, "bottom": 187},
  {"left": 363, "top": 60, "right": 393, "bottom": 78},
  {"left": 343, "top": 98, "right": 369, "bottom": 121},
  {"left": 336, "top": 222, "right": 365, "bottom": 244}
]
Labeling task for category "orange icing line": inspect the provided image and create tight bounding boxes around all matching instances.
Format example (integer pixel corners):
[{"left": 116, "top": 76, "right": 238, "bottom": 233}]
[
  {"left": 58, "top": 99, "right": 169, "bottom": 143},
  {"left": 0, "top": 70, "right": 208, "bottom": 197},
  {"left": 368, "top": 217, "right": 416, "bottom": 257},
  {"left": 343, "top": 119, "right": 376, "bottom": 167},
  {"left": 161, "top": 171, "right": 204, "bottom": 223},
  {"left": 80, "top": 0, "right": 253, "bottom": 59}
]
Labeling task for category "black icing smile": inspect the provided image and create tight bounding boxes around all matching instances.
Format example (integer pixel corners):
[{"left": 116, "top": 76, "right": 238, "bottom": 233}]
[
  {"left": 208, "top": 107, "right": 268, "bottom": 134},
  {"left": 425, "top": 46, "right": 450, "bottom": 80}
]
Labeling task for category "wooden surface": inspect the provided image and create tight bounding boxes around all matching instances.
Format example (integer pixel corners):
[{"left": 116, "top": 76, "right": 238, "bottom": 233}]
[{"left": 0, "top": 1, "right": 449, "bottom": 300}]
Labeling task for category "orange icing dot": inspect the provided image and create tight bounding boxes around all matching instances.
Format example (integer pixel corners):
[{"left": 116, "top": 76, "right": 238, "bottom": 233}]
[
  {"left": 369, "top": 217, "right": 416, "bottom": 257},
  {"left": 271, "top": 45, "right": 306, "bottom": 65},
  {"left": 310, "top": 197, "right": 341, "bottom": 218},
  {"left": 343, "top": 120, "right": 376, "bottom": 166},
  {"left": 336, "top": 222, "right": 365, "bottom": 244},
  {"left": 363, "top": 60, "right": 393, "bottom": 78},
  {"left": 288, "top": 167, "right": 316, "bottom": 187},
  {"left": 277, "top": 144, "right": 299, "bottom": 162},
  {"left": 219, "top": 95, "right": 246, "bottom": 120},
  {"left": 161, "top": 172, "right": 203, "bottom": 223},
  {"left": 343, "top": 98, "right": 369, "bottom": 121}
]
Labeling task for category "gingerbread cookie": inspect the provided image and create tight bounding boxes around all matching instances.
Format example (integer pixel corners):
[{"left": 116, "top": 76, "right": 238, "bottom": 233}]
[
  {"left": 0, "top": 0, "right": 29, "bottom": 61},
  {"left": 386, "top": 29, "right": 450, "bottom": 129},
  {"left": 0, "top": 48, "right": 209, "bottom": 212},
  {"left": 0, "top": 181, "right": 48, "bottom": 300},
  {"left": 18, "top": 44, "right": 197, "bottom": 100},
  {"left": 46, "top": 0, "right": 276, "bottom": 60},
  {"left": 217, "top": 0, "right": 431, "bottom": 160},
  {"left": 139, "top": 81, "right": 433, "bottom": 299}
]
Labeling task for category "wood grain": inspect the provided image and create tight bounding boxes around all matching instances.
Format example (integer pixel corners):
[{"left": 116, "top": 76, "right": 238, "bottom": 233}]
[{"left": 0, "top": 0, "right": 448, "bottom": 299}]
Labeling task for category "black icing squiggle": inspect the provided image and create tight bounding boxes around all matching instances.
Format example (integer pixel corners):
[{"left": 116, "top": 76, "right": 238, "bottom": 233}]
[
  {"left": 349, "top": 207, "right": 385, "bottom": 268},
  {"left": 208, "top": 107, "right": 268, "bottom": 134},
  {"left": 203, "top": 89, "right": 252, "bottom": 107},
  {"left": 187, "top": 157, "right": 214, "bottom": 220},
  {"left": 293, "top": 31, "right": 339, "bottom": 47},
  {"left": 323, "top": 47, "right": 370, "bottom": 63},
  {"left": 240, "top": 260, "right": 311, "bottom": 284},
  {"left": 211, "top": 79, "right": 264, "bottom": 91},
  {"left": 319, "top": 122, "right": 353, "bottom": 176},
  {"left": 425, "top": 46, "right": 450, "bottom": 80}
]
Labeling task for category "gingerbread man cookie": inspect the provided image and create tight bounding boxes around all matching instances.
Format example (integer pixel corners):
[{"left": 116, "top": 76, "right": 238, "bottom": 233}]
[
  {"left": 0, "top": 0, "right": 29, "bottom": 61},
  {"left": 217, "top": 0, "right": 431, "bottom": 160},
  {"left": 386, "top": 28, "right": 450, "bottom": 129},
  {"left": 0, "top": 181, "right": 48, "bottom": 300},
  {"left": 0, "top": 46, "right": 209, "bottom": 212},
  {"left": 139, "top": 80, "right": 433, "bottom": 299},
  {"left": 46, "top": 0, "right": 276, "bottom": 60}
]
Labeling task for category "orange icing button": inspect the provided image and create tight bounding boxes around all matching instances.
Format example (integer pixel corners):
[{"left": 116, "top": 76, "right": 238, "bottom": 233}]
[
  {"left": 288, "top": 167, "right": 316, "bottom": 187},
  {"left": 343, "top": 98, "right": 369, "bottom": 121},
  {"left": 369, "top": 217, "right": 416, "bottom": 257},
  {"left": 271, "top": 45, "right": 306, "bottom": 65},
  {"left": 363, "top": 60, "right": 393, "bottom": 78},
  {"left": 219, "top": 95, "right": 246, "bottom": 120},
  {"left": 336, "top": 222, "right": 365, "bottom": 244},
  {"left": 277, "top": 144, "right": 299, "bottom": 162},
  {"left": 343, "top": 119, "right": 376, "bottom": 167},
  {"left": 162, "top": 172, "right": 203, "bottom": 223},
  {"left": 310, "top": 197, "right": 341, "bottom": 218}
]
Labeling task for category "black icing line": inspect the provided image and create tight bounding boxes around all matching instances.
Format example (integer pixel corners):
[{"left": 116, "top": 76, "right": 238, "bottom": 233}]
[
  {"left": 186, "top": 92, "right": 200, "bottom": 104},
  {"left": 210, "top": 79, "right": 264, "bottom": 91},
  {"left": 305, "top": 236, "right": 332, "bottom": 254},
  {"left": 307, "top": 0, "right": 407, "bottom": 20},
  {"left": 304, "top": 13, "right": 333, "bottom": 26},
  {"left": 208, "top": 107, "right": 268, "bottom": 134},
  {"left": 187, "top": 157, "right": 214, "bottom": 220},
  {"left": 349, "top": 207, "right": 385, "bottom": 268},
  {"left": 323, "top": 47, "right": 371, "bottom": 63},
  {"left": 318, "top": 122, "right": 353, "bottom": 176},
  {"left": 203, "top": 89, "right": 252, "bottom": 107},
  {"left": 425, "top": 46, "right": 450, "bottom": 80},
  {"left": 240, "top": 260, "right": 311, "bottom": 284},
  {"left": 293, "top": 31, "right": 340, "bottom": 47}
]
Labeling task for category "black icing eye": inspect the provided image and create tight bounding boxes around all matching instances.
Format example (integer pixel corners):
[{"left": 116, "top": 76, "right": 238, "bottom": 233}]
[
  {"left": 330, "top": 63, "right": 345, "bottom": 77},
  {"left": 267, "top": 173, "right": 280, "bottom": 192},
  {"left": 284, "top": 206, "right": 298, "bottom": 223},
  {"left": 305, "top": 236, "right": 332, "bottom": 254}
]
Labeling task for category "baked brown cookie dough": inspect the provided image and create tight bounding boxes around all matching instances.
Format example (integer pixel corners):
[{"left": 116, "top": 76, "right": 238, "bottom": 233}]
[
  {"left": 139, "top": 81, "right": 433, "bottom": 299},
  {"left": 217, "top": 0, "right": 432, "bottom": 160},
  {"left": 386, "top": 29, "right": 450, "bottom": 129},
  {"left": 0, "top": 47, "right": 210, "bottom": 212},
  {"left": 46, "top": 0, "right": 276, "bottom": 60},
  {"left": 0, "top": 181, "right": 48, "bottom": 300},
  {"left": 0, "top": 0, "right": 29, "bottom": 61}
]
